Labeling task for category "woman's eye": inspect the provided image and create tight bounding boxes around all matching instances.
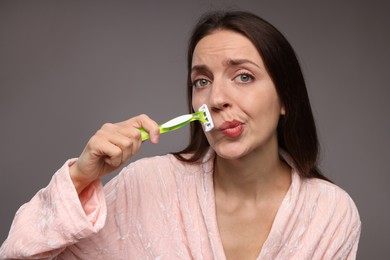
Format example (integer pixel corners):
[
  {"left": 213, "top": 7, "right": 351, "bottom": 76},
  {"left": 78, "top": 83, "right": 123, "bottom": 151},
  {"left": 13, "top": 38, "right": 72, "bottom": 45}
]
[
  {"left": 235, "top": 73, "right": 254, "bottom": 83},
  {"left": 193, "top": 78, "right": 210, "bottom": 88}
]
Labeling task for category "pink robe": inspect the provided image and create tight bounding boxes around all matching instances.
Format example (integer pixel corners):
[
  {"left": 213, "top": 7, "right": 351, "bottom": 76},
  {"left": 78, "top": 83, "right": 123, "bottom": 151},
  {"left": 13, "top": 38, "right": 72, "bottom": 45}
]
[{"left": 0, "top": 150, "right": 361, "bottom": 259}]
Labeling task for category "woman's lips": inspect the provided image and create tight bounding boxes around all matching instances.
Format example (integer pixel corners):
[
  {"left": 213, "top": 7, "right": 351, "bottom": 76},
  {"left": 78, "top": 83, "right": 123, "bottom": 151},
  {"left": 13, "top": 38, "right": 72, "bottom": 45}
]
[{"left": 219, "top": 120, "right": 244, "bottom": 138}]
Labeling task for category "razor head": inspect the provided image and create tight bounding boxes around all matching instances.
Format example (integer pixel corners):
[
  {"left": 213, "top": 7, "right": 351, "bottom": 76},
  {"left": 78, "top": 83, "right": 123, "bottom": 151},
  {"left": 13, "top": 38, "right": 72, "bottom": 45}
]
[{"left": 198, "top": 104, "right": 214, "bottom": 132}]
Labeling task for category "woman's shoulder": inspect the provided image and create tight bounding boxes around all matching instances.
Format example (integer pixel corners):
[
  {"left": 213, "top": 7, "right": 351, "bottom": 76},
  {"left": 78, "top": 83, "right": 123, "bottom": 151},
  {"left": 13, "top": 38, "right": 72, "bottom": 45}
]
[
  {"left": 298, "top": 175, "right": 360, "bottom": 225},
  {"left": 112, "top": 153, "right": 206, "bottom": 187},
  {"left": 102, "top": 153, "right": 210, "bottom": 216},
  {"left": 126, "top": 153, "right": 177, "bottom": 170},
  {"left": 302, "top": 177, "right": 353, "bottom": 201}
]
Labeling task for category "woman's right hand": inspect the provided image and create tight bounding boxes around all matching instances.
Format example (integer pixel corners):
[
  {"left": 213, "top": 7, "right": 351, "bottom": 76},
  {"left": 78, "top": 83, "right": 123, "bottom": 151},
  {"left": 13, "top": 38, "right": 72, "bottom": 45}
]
[{"left": 69, "top": 114, "right": 160, "bottom": 194}]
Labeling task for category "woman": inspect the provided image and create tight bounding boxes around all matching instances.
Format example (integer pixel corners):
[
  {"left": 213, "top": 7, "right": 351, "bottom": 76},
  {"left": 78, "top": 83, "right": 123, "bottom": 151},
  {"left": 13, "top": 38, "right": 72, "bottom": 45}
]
[{"left": 0, "top": 11, "right": 360, "bottom": 259}]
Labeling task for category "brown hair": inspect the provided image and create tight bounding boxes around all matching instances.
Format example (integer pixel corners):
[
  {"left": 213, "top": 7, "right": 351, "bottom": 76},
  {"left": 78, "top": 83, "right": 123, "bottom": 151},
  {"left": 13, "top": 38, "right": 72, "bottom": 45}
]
[{"left": 173, "top": 11, "right": 329, "bottom": 181}]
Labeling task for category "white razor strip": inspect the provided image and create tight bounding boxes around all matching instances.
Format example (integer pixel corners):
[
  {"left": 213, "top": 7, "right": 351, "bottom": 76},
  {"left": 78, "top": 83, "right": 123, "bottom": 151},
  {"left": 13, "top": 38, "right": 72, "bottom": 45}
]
[{"left": 198, "top": 104, "right": 214, "bottom": 132}]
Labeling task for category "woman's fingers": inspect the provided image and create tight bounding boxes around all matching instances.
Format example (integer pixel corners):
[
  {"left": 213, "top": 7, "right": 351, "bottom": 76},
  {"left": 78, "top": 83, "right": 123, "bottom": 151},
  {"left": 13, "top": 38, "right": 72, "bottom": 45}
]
[
  {"left": 91, "top": 115, "right": 160, "bottom": 168},
  {"left": 100, "top": 126, "right": 141, "bottom": 166},
  {"left": 117, "top": 114, "right": 160, "bottom": 143},
  {"left": 96, "top": 115, "right": 160, "bottom": 168},
  {"left": 71, "top": 114, "right": 160, "bottom": 194}
]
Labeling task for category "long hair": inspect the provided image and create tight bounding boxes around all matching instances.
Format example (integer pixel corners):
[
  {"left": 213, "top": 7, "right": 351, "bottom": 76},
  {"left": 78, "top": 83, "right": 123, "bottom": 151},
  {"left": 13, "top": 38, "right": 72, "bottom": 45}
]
[{"left": 172, "top": 11, "right": 329, "bottom": 181}]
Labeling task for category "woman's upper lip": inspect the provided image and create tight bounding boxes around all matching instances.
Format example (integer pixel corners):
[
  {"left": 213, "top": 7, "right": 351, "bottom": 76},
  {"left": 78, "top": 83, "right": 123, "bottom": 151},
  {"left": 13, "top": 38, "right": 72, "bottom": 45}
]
[{"left": 219, "top": 120, "right": 243, "bottom": 130}]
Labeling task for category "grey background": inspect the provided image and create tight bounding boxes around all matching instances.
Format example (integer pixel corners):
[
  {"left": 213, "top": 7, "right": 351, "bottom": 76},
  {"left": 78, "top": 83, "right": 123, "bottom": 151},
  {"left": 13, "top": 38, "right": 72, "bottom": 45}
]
[{"left": 1, "top": 1, "right": 389, "bottom": 258}]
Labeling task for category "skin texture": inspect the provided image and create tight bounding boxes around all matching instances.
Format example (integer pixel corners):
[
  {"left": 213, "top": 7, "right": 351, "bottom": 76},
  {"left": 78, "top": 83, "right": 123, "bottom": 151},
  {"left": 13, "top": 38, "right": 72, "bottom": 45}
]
[
  {"left": 191, "top": 29, "right": 291, "bottom": 259},
  {"left": 191, "top": 30, "right": 285, "bottom": 161}
]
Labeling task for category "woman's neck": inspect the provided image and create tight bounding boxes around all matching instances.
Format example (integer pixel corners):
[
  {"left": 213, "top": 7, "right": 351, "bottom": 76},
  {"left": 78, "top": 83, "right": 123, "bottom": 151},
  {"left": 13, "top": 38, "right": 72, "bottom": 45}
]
[{"left": 213, "top": 145, "right": 291, "bottom": 202}]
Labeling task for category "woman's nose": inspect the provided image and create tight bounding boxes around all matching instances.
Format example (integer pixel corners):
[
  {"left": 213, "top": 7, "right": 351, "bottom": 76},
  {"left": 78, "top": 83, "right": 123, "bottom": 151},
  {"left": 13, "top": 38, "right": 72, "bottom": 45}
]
[{"left": 208, "top": 79, "right": 231, "bottom": 111}]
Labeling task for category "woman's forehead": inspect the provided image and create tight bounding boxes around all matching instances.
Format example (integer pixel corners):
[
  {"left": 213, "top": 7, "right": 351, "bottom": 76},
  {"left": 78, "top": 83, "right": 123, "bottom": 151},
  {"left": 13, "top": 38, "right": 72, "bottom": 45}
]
[{"left": 192, "top": 30, "right": 264, "bottom": 68}]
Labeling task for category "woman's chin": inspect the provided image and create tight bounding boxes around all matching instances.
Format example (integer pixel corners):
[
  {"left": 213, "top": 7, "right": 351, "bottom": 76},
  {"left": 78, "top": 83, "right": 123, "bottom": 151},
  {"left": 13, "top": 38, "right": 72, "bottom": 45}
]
[{"left": 213, "top": 146, "right": 249, "bottom": 161}]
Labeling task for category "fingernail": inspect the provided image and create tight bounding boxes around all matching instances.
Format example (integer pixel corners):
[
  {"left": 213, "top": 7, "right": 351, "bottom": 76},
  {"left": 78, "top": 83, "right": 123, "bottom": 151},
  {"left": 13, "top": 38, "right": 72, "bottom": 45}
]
[{"left": 151, "top": 135, "right": 159, "bottom": 144}]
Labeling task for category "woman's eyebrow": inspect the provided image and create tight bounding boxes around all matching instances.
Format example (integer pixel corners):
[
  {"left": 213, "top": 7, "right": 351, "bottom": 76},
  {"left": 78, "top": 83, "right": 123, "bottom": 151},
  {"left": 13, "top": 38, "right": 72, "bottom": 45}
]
[
  {"left": 191, "top": 58, "right": 261, "bottom": 76},
  {"left": 191, "top": 64, "right": 212, "bottom": 77},
  {"left": 225, "top": 58, "right": 261, "bottom": 68}
]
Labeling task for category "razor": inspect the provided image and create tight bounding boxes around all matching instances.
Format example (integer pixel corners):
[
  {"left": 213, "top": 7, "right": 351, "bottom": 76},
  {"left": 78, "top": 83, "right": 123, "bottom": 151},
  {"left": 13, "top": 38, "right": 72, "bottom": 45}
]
[{"left": 139, "top": 104, "right": 214, "bottom": 141}]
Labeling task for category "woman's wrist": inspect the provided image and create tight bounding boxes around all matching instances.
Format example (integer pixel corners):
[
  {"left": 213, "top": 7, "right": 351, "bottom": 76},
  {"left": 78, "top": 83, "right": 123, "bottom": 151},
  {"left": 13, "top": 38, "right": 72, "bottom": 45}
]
[{"left": 69, "top": 163, "right": 91, "bottom": 195}]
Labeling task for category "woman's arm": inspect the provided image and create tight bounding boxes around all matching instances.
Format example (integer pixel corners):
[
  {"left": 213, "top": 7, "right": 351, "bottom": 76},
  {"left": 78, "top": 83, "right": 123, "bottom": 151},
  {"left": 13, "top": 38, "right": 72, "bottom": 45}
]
[
  {"left": 328, "top": 195, "right": 361, "bottom": 260},
  {"left": 0, "top": 160, "right": 107, "bottom": 259},
  {"left": 0, "top": 115, "right": 160, "bottom": 259}
]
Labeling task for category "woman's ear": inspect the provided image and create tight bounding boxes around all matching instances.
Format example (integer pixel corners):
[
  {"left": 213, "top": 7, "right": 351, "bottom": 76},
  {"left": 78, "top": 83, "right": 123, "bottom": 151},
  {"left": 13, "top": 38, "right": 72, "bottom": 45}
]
[{"left": 280, "top": 105, "right": 286, "bottom": 115}]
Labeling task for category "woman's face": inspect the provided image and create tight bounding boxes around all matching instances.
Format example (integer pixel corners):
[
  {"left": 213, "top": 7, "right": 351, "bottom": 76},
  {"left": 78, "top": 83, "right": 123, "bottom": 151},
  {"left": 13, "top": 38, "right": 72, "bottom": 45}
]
[{"left": 191, "top": 29, "right": 285, "bottom": 160}]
